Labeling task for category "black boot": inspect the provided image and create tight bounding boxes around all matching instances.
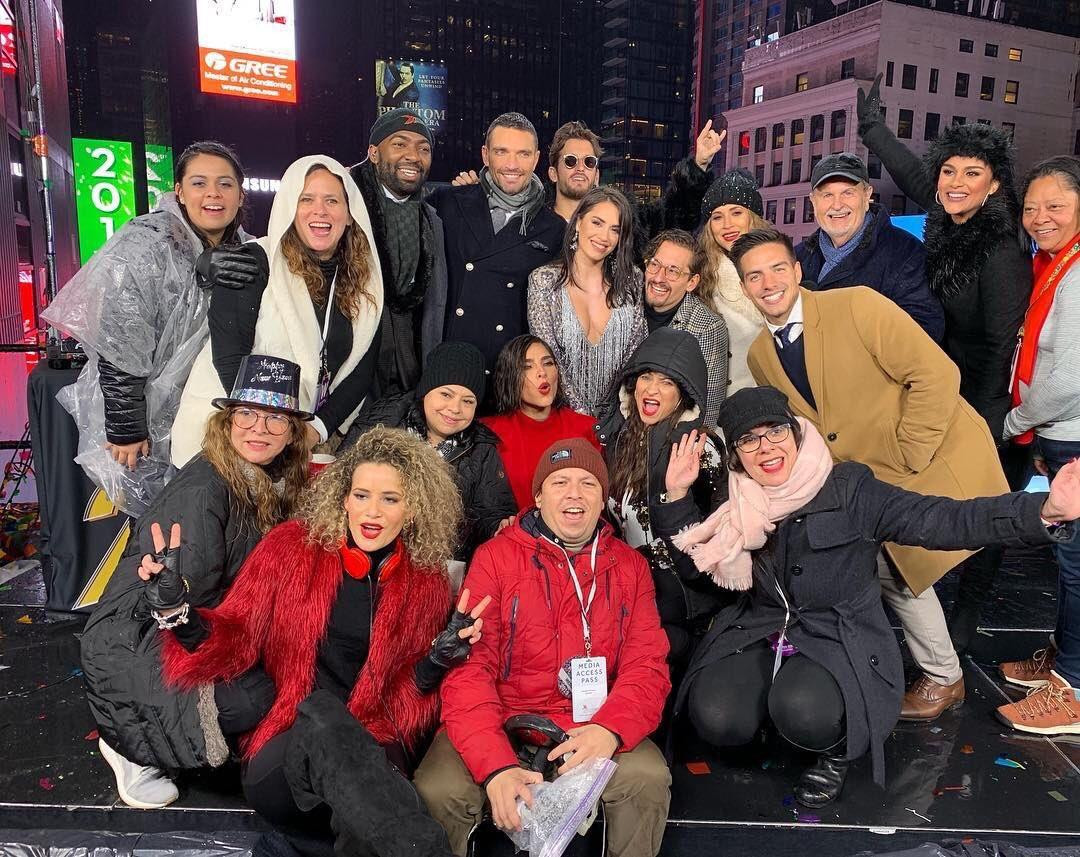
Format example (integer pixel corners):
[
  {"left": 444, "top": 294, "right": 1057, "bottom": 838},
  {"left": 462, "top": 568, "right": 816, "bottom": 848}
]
[
  {"left": 948, "top": 547, "right": 1002, "bottom": 655},
  {"left": 793, "top": 750, "right": 849, "bottom": 808},
  {"left": 284, "top": 690, "right": 452, "bottom": 857}
]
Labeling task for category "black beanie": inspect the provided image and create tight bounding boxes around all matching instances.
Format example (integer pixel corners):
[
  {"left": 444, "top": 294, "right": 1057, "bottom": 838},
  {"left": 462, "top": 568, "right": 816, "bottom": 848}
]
[
  {"left": 369, "top": 108, "right": 435, "bottom": 148},
  {"left": 701, "top": 168, "right": 764, "bottom": 221},
  {"left": 717, "top": 386, "right": 794, "bottom": 445},
  {"left": 418, "top": 341, "right": 486, "bottom": 401}
]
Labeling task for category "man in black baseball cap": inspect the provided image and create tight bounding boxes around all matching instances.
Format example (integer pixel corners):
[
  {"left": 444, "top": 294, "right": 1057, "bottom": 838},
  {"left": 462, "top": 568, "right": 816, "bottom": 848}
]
[
  {"left": 351, "top": 108, "right": 449, "bottom": 398},
  {"left": 795, "top": 151, "right": 943, "bottom": 342}
]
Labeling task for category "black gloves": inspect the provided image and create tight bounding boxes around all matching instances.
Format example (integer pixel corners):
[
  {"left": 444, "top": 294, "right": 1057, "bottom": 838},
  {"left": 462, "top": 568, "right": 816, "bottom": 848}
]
[
  {"left": 195, "top": 244, "right": 262, "bottom": 290},
  {"left": 428, "top": 608, "right": 476, "bottom": 669},
  {"left": 856, "top": 72, "right": 885, "bottom": 137},
  {"left": 145, "top": 544, "right": 188, "bottom": 612}
]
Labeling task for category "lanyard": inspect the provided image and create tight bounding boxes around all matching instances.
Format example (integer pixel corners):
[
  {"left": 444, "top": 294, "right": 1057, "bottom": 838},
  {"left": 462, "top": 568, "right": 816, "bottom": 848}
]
[
  {"left": 546, "top": 534, "right": 599, "bottom": 655},
  {"left": 319, "top": 272, "right": 338, "bottom": 352},
  {"left": 315, "top": 273, "right": 337, "bottom": 410}
]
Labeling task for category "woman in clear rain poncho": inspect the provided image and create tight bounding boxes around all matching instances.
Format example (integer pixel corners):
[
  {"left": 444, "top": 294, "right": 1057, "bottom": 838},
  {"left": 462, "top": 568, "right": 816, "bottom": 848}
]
[{"left": 41, "top": 141, "right": 248, "bottom": 516}]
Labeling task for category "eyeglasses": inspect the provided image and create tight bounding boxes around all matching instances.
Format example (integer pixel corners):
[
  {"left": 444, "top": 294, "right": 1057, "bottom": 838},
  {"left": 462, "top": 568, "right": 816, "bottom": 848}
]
[
  {"left": 562, "top": 154, "right": 598, "bottom": 170},
  {"left": 644, "top": 258, "right": 691, "bottom": 281},
  {"left": 231, "top": 407, "right": 291, "bottom": 436},
  {"left": 734, "top": 423, "right": 791, "bottom": 453}
]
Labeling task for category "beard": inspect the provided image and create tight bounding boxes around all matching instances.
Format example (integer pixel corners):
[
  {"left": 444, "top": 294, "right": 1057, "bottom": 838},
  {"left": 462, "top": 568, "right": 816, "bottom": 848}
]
[
  {"left": 376, "top": 157, "right": 427, "bottom": 197},
  {"left": 558, "top": 179, "right": 591, "bottom": 201}
]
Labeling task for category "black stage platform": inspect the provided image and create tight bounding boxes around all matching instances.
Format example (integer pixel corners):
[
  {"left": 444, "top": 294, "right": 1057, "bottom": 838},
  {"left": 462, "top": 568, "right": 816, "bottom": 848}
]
[{"left": 2, "top": 546, "right": 1079, "bottom": 856}]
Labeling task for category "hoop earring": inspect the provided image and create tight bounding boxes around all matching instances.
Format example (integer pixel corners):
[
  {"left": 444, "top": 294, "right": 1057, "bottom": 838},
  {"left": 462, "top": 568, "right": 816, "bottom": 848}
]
[
  {"left": 934, "top": 190, "right": 942, "bottom": 206},
  {"left": 570, "top": 232, "right": 579, "bottom": 251}
]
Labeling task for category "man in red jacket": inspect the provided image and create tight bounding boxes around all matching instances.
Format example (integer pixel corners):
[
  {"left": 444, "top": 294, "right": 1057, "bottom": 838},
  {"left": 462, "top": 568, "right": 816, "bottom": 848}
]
[{"left": 415, "top": 438, "right": 672, "bottom": 857}]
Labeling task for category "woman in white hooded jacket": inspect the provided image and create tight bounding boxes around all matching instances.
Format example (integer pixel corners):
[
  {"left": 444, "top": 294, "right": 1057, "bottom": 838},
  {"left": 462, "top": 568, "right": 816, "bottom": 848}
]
[{"left": 171, "top": 155, "right": 384, "bottom": 466}]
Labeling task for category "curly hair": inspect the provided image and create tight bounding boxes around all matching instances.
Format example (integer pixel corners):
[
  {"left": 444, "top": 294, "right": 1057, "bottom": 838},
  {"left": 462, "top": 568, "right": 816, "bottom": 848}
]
[
  {"left": 698, "top": 208, "right": 769, "bottom": 304},
  {"left": 280, "top": 165, "right": 377, "bottom": 320},
  {"left": 200, "top": 406, "right": 311, "bottom": 533},
  {"left": 297, "top": 426, "right": 462, "bottom": 570},
  {"left": 492, "top": 334, "right": 569, "bottom": 414}
]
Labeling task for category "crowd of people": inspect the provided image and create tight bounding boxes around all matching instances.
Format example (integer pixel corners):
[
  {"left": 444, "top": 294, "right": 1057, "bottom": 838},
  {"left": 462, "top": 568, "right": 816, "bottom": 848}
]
[{"left": 38, "top": 74, "right": 1080, "bottom": 857}]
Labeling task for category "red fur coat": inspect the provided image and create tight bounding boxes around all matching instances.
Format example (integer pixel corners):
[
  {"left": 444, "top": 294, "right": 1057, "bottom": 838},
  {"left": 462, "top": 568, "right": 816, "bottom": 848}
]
[{"left": 162, "top": 519, "right": 452, "bottom": 760}]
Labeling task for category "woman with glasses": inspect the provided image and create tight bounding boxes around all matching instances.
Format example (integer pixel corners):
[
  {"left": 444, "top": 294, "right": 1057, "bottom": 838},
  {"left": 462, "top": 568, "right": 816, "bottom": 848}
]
[
  {"left": 527, "top": 186, "right": 646, "bottom": 416},
  {"left": 655, "top": 386, "right": 1079, "bottom": 809},
  {"left": 81, "top": 355, "right": 313, "bottom": 810}
]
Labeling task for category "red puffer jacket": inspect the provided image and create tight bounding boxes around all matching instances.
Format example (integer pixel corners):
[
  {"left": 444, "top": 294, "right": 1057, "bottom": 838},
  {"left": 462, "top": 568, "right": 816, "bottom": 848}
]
[{"left": 440, "top": 512, "right": 671, "bottom": 783}]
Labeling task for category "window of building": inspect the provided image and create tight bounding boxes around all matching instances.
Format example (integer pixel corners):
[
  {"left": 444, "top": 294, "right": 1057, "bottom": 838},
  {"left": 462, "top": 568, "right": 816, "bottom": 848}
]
[
  {"left": 980, "top": 76, "right": 995, "bottom": 100},
  {"left": 929, "top": 67, "right": 939, "bottom": 93},
  {"left": 977, "top": 117, "right": 990, "bottom": 125},
  {"left": 810, "top": 114, "right": 824, "bottom": 142},
  {"left": 1075, "top": 130, "right": 1080, "bottom": 156},
  {"left": 810, "top": 153, "right": 823, "bottom": 174},
  {"left": 755, "top": 127, "right": 767, "bottom": 152},
  {"left": 891, "top": 194, "right": 907, "bottom": 215},
  {"left": 654, "top": 123, "right": 666, "bottom": 139},
  {"left": 885, "top": 61, "right": 894, "bottom": 87},
  {"left": 1001, "top": 121, "right": 1015, "bottom": 140},
  {"left": 840, "top": 57, "right": 855, "bottom": 80},
  {"left": 803, "top": 196, "right": 815, "bottom": 223},
  {"left": 771, "top": 162, "right": 783, "bottom": 185},
  {"left": 953, "top": 115, "right": 967, "bottom": 125},
  {"left": 772, "top": 122, "right": 785, "bottom": 149},
  {"left": 955, "top": 72, "right": 969, "bottom": 98},
  {"left": 985, "top": 43, "right": 998, "bottom": 57},
  {"left": 830, "top": 109, "right": 846, "bottom": 139},
  {"left": 755, "top": 164, "right": 766, "bottom": 187},
  {"left": 753, "top": 84, "right": 764, "bottom": 104},
  {"left": 790, "top": 158, "right": 802, "bottom": 183},
  {"left": 924, "top": 112, "right": 941, "bottom": 140},
  {"left": 783, "top": 198, "right": 796, "bottom": 225},
  {"left": 1008, "top": 48, "right": 1022, "bottom": 61},
  {"left": 739, "top": 130, "right": 751, "bottom": 155},
  {"left": 902, "top": 64, "right": 917, "bottom": 90},
  {"left": 867, "top": 153, "right": 882, "bottom": 179},
  {"left": 766, "top": 199, "right": 778, "bottom": 223},
  {"left": 629, "top": 159, "right": 647, "bottom": 177},
  {"left": 1004, "top": 79, "right": 1019, "bottom": 104},
  {"left": 897, "top": 108, "right": 914, "bottom": 139},
  {"left": 791, "top": 118, "right": 805, "bottom": 145},
  {"left": 959, "top": 38, "right": 973, "bottom": 53},
  {"left": 731, "top": 93, "right": 742, "bottom": 109},
  {"left": 795, "top": 72, "right": 809, "bottom": 92}
]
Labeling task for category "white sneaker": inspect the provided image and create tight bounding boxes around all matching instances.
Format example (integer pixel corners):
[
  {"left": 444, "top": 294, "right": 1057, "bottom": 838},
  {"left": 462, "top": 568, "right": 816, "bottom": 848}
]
[{"left": 98, "top": 737, "right": 179, "bottom": 808}]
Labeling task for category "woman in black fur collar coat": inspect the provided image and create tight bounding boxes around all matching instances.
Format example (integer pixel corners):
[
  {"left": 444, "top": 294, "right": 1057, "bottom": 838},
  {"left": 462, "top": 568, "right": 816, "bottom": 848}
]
[{"left": 857, "top": 76, "right": 1033, "bottom": 652}]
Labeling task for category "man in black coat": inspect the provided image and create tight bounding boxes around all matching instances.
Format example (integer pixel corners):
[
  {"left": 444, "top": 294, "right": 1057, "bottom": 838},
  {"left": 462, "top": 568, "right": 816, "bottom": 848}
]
[
  {"left": 426, "top": 112, "right": 565, "bottom": 374},
  {"left": 796, "top": 153, "right": 945, "bottom": 343},
  {"left": 351, "top": 109, "right": 448, "bottom": 397}
]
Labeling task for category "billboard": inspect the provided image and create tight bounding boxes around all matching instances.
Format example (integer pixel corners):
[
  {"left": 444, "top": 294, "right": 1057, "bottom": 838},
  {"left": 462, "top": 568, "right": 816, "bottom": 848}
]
[
  {"left": 145, "top": 144, "right": 174, "bottom": 209},
  {"left": 72, "top": 138, "right": 137, "bottom": 265},
  {"left": 375, "top": 59, "right": 447, "bottom": 134},
  {"left": 0, "top": 3, "right": 15, "bottom": 76},
  {"left": 196, "top": 0, "right": 296, "bottom": 104}
]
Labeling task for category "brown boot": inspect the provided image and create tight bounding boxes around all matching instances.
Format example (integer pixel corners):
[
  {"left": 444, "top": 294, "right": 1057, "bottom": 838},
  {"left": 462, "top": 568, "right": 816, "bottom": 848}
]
[{"left": 899, "top": 674, "right": 965, "bottom": 722}]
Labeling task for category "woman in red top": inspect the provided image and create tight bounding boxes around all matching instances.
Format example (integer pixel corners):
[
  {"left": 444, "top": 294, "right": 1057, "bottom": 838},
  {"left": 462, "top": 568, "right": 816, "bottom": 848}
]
[{"left": 482, "top": 334, "right": 600, "bottom": 510}]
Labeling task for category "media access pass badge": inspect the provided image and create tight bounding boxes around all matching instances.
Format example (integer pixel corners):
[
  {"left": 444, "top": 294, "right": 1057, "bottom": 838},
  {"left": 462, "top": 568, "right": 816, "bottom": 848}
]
[{"left": 552, "top": 534, "right": 609, "bottom": 722}]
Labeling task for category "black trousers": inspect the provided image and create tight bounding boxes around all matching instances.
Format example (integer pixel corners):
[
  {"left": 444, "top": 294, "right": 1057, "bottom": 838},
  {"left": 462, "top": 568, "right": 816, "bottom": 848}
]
[{"left": 688, "top": 640, "right": 846, "bottom": 753}]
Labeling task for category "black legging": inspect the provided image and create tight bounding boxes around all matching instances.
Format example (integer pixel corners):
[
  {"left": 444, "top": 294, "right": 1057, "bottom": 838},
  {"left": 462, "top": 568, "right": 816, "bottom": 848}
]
[{"left": 688, "top": 640, "right": 845, "bottom": 752}]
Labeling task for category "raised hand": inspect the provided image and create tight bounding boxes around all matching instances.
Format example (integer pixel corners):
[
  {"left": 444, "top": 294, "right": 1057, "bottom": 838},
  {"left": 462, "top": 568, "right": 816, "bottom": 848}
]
[
  {"left": 694, "top": 119, "right": 727, "bottom": 169},
  {"left": 139, "top": 521, "right": 188, "bottom": 612},
  {"left": 856, "top": 73, "right": 884, "bottom": 135},
  {"left": 665, "top": 429, "right": 708, "bottom": 502},
  {"left": 195, "top": 244, "right": 262, "bottom": 290},
  {"left": 1041, "top": 458, "right": 1080, "bottom": 523},
  {"left": 429, "top": 587, "right": 492, "bottom": 668}
]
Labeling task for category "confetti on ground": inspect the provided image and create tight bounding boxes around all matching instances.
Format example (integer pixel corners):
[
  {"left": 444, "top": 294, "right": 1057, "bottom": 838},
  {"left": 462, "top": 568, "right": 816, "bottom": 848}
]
[
  {"left": 933, "top": 785, "right": 968, "bottom": 795},
  {"left": 960, "top": 744, "right": 974, "bottom": 754},
  {"left": 36, "top": 713, "right": 46, "bottom": 720},
  {"left": 797, "top": 811, "right": 821, "bottom": 823},
  {"left": 685, "top": 761, "right": 710, "bottom": 775},
  {"left": 906, "top": 808, "right": 932, "bottom": 823},
  {"left": 84, "top": 729, "right": 99, "bottom": 741},
  {"left": 929, "top": 726, "right": 943, "bottom": 734},
  {"left": 1048, "top": 790, "right": 1068, "bottom": 802},
  {"left": 0, "top": 665, "right": 9, "bottom": 671},
  {"left": 995, "top": 756, "right": 1026, "bottom": 770},
  {"left": 38, "top": 777, "right": 54, "bottom": 790},
  {"left": 16, "top": 615, "right": 31, "bottom": 624}
]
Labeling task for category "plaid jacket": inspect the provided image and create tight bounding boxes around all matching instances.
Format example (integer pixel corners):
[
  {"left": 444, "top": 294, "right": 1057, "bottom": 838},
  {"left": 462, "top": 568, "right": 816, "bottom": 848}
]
[{"left": 670, "top": 292, "right": 729, "bottom": 427}]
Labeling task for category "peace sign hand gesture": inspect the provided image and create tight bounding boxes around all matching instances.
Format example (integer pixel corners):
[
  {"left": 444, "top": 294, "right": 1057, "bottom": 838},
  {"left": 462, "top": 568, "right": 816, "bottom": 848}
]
[
  {"left": 665, "top": 429, "right": 708, "bottom": 503},
  {"left": 429, "top": 588, "right": 493, "bottom": 669},
  {"left": 139, "top": 521, "right": 188, "bottom": 613}
]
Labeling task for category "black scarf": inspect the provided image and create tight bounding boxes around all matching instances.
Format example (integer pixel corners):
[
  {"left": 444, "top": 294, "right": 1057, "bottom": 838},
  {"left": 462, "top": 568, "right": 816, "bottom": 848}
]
[{"left": 923, "top": 194, "right": 1018, "bottom": 301}]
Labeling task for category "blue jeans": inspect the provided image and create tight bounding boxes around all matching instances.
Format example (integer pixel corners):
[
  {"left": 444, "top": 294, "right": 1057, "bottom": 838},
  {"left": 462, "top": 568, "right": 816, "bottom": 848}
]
[{"left": 1037, "top": 436, "right": 1080, "bottom": 688}]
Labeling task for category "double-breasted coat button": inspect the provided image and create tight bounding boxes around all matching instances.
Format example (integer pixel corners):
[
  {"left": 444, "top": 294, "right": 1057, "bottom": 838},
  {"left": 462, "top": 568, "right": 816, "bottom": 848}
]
[
  {"left": 496, "top": 324, "right": 504, "bottom": 332},
  {"left": 791, "top": 565, "right": 803, "bottom": 576},
  {"left": 869, "top": 655, "right": 879, "bottom": 666},
  {"left": 465, "top": 262, "right": 474, "bottom": 271},
  {"left": 827, "top": 432, "right": 838, "bottom": 441},
  {"left": 506, "top": 282, "right": 515, "bottom": 288},
  {"left": 455, "top": 307, "right": 465, "bottom": 317}
]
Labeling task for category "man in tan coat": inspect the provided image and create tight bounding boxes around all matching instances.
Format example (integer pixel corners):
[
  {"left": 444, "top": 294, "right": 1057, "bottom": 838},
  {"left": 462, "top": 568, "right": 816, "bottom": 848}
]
[{"left": 730, "top": 226, "right": 1008, "bottom": 721}]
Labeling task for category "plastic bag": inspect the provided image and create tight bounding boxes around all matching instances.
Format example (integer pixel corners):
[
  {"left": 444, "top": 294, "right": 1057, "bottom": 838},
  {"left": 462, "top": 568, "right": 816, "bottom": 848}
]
[
  {"left": 508, "top": 757, "right": 618, "bottom": 857},
  {"left": 41, "top": 194, "right": 214, "bottom": 516}
]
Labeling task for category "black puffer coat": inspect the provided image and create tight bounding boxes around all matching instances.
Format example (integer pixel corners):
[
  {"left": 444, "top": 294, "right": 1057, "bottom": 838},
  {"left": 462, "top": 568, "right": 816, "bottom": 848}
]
[
  {"left": 343, "top": 392, "right": 516, "bottom": 560},
  {"left": 659, "top": 462, "right": 1065, "bottom": 785},
  {"left": 80, "top": 455, "right": 267, "bottom": 769},
  {"left": 596, "top": 328, "right": 728, "bottom": 657}
]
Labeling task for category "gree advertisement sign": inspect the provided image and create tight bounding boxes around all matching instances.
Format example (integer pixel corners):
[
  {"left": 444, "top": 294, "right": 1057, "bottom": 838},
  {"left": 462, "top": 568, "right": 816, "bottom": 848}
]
[
  {"left": 73, "top": 139, "right": 137, "bottom": 265},
  {"left": 196, "top": 0, "right": 296, "bottom": 104},
  {"left": 145, "top": 144, "right": 174, "bottom": 209}
]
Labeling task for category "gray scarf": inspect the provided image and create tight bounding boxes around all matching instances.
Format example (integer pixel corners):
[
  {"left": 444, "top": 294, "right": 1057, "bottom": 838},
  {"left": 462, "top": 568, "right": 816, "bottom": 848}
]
[{"left": 480, "top": 167, "right": 546, "bottom": 235}]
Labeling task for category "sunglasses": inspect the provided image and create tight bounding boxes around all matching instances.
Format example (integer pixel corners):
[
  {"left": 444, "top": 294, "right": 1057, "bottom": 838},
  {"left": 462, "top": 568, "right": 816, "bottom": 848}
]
[{"left": 562, "top": 154, "right": 598, "bottom": 170}]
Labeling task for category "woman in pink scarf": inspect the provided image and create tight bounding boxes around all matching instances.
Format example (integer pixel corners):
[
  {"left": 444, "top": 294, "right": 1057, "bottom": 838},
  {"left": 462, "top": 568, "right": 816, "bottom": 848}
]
[{"left": 650, "top": 386, "right": 1080, "bottom": 808}]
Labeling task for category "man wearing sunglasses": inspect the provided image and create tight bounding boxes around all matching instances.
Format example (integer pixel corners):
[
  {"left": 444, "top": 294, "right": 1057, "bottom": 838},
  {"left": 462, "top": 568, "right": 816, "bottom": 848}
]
[{"left": 547, "top": 121, "right": 604, "bottom": 221}]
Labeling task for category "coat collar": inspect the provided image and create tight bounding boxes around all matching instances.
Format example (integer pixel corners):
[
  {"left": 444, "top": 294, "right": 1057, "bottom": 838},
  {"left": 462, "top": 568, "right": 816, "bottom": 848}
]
[{"left": 751, "top": 287, "right": 823, "bottom": 419}]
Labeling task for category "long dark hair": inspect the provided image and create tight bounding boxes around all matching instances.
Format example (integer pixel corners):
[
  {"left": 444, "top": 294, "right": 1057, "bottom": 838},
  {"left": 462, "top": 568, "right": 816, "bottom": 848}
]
[
  {"left": 1016, "top": 155, "right": 1080, "bottom": 252},
  {"left": 173, "top": 140, "right": 246, "bottom": 246},
  {"left": 608, "top": 371, "right": 687, "bottom": 502},
  {"left": 556, "top": 186, "right": 638, "bottom": 309},
  {"left": 492, "top": 334, "right": 569, "bottom": 414}
]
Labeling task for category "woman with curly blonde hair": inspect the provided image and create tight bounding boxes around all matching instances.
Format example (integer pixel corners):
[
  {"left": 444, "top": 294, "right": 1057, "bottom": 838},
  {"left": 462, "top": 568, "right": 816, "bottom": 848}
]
[{"left": 144, "top": 426, "right": 487, "bottom": 856}]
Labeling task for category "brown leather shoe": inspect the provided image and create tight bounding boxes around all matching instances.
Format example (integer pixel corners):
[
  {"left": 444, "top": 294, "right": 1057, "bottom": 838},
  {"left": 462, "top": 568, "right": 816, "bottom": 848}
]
[{"left": 899, "top": 673, "right": 965, "bottom": 722}]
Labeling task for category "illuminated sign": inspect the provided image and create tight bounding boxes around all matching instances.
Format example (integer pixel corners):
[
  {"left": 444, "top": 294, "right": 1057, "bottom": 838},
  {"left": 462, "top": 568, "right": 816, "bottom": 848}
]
[
  {"left": 0, "top": 3, "right": 15, "bottom": 76},
  {"left": 72, "top": 138, "right": 137, "bottom": 264},
  {"left": 375, "top": 59, "right": 448, "bottom": 133},
  {"left": 196, "top": 0, "right": 297, "bottom": 104},
  {"left": 242, "top": 176, "right": 281, "bottom": 193},
  {"left": 145, "top": 144, "right": 174, "bottom": 209}
]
